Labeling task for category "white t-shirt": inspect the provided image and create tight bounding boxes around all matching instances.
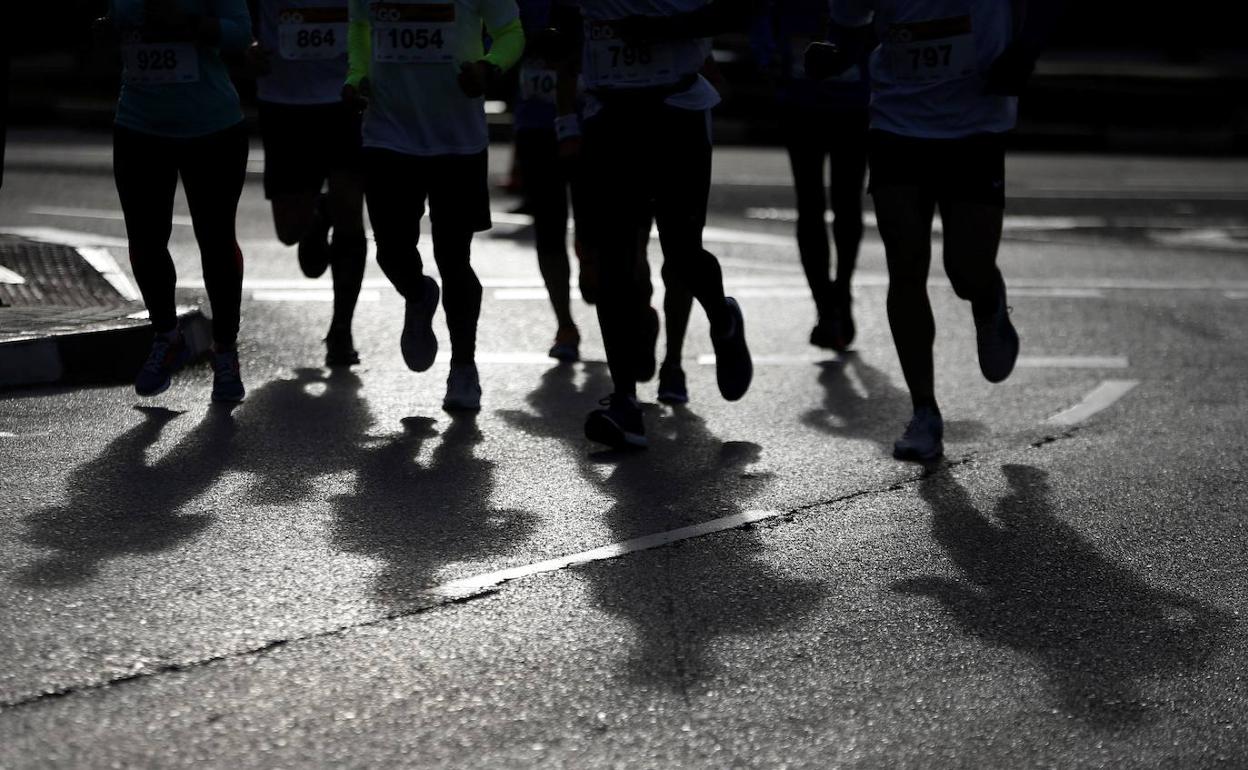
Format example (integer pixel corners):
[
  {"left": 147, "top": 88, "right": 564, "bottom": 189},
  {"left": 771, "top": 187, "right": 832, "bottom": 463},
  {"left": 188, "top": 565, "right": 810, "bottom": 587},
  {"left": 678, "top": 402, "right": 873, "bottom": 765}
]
[
  {"left": 257, "top": 0, "right": 351, "bottom": 105},
  {"left": 354, "top": 0, "right": 520, "bottom": 155},
  {"left": 830, "top": 0, "right": 1017, "bottom": 138},
  {"left": 576, "top": 0, "right": 719, "bottom": 112}
]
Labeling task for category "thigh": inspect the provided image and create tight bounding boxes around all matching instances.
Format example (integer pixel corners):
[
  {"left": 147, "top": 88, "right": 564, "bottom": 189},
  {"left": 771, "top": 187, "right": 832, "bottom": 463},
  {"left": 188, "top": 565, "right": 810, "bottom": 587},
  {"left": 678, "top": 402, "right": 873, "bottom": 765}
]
[
  {"left": 259, "top": 102, "right": 331, "bottom": 201},
  {"left": 113, "top": 125, "right": 179, "bottom": 249},
  {"left": 652, "top": 107, "right": 711, "bottom": 254},
  {"left": 427, "top": 152, "right": 488, "bottom": 266},
  {"left": 363, "top": 148, "right": 426, "bottom": 247},
  {"left": 827, "top": 109, "right": 869, "bottom": 205},
  {"left": 783, "top": 109, "right": 829, "bottom": 208},
  {"left": 179, "top": 123, "right": 249, "bottom": 243},
  {"left": 872, "top": 184, "right": 936, "bottom": 285},
  {"left": 579, "top": 108, "right": 650, "bottom": 255}
]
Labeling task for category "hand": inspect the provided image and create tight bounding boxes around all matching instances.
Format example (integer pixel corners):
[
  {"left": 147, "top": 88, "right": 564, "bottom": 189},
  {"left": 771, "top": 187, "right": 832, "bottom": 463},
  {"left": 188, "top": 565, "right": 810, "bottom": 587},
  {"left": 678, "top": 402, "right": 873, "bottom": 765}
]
[
  {"left": 803, "top": 41, "right": 852, "bottom": 80},
  {"left": 984, "top": 43, "right": 1036, "bottom": 95},
  {"left": 342, "top": 78, "right": 371, "bottom": 113},
  {"left": 558, "top": 135, "right": 582, "bottom": 163},
  {"left": 458, "top": 60, "right": 495, "bottom": 98},
  {"left": 245, "top": 41, "right": 273, "bottom": 77}
]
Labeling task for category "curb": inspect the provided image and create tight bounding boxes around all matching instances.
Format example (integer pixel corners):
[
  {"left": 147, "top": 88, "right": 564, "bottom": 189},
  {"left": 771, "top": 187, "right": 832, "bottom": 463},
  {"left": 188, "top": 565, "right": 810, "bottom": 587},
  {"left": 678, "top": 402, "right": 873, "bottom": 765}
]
[{"left": 0, "top": 306, "right": 213, "bottom": 390}]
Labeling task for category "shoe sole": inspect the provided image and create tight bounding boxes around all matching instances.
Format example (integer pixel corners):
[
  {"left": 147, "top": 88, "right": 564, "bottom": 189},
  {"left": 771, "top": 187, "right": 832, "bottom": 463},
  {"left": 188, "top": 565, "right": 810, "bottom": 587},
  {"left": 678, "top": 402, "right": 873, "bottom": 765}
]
[
  {"left": 401, "top": 280, "right": 440, "bottom": 372},
  {"left": 135, "top": 379, "right": 172, "bottom": 398},
  {"left": 548, "top": 346, "right": 580, "bottom": 363},
  {"left": 657, "top": 392, "right": 689, "bottom": 405},
  {"left": 892, "top": 444, "right": 944, "bottom": 462},
  {"left": 442, "top": 399, "right": 481, "bottom": 412},
  {"left": 715, "top": 298, "right": 752, "bottom": 401},
  {"left": 211, "top": 391, "right": 246, "bottom": 403},
  {"left": 980, "top": 321, "right": 1020, "bottom": 383},
  {"left": 585, "top": 414, "right": 648, "bottom": 449}
]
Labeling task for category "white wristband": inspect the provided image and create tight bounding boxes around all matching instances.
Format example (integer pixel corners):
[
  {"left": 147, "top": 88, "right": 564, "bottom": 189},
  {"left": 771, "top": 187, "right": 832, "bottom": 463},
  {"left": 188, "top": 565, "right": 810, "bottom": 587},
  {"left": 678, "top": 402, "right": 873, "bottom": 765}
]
[{"left": 554, "top": 114, "right": 581, "bottom": 142}]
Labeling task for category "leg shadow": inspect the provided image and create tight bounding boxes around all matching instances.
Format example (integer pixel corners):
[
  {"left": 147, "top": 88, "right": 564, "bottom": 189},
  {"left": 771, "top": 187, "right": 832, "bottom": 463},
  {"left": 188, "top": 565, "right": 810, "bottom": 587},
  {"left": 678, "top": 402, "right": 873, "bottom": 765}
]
[
  {"left": 894, "top": 464, "right": 1232, "bottom": 727},
  {"left": 15, "top": 404, "right": 236, "bottom": 587},
  {"left": 802, "top": 352, "right": 987, "bottom": 456}
]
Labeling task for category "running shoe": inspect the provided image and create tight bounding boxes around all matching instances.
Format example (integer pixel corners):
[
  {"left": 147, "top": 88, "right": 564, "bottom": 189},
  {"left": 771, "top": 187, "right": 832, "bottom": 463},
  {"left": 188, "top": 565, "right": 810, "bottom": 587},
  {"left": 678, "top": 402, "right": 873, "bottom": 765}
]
[
  {"left": 975, "top": 281, "right": 1020, "bottom": 384},
  {"left": 657, "top": 362, "right": 689, "bottom": 405},
  {"left": 400, "top": 275, "right": 440, "bottom": 372},
  {"left": 297, "top": 194, "right": 332, "bottom": 279},
  {"left": 324, "top": 327, "right": 360, "bottom": 367},
  {"left": 442, "top": 363, "right": 482, "bottom": 411},
  {"left": 210, "top": 348, "right": 246, "bottom": 403},
  {"left": 585, "top": 393, "right": 647, "bottom": 449},
  {"left": 548, "top": 326, "right": 580, "bottom": 362},
  {"left": 809, "top": 292, "right": 855, "bottom": 352},
  {"left": 835, "top": 291, "right": 856, "bottom": 350},
  {"left": 134, "top": 330, "right": 190, "bottom": 397},
  {"left": 893, "top": 407, "right": 943, "bottom": 462},
  {"left": 712, "top": 297, "right": 752, "bottom": 401},
  {"left": 809, "top": 316, "right": 842, "bottom": 351}
]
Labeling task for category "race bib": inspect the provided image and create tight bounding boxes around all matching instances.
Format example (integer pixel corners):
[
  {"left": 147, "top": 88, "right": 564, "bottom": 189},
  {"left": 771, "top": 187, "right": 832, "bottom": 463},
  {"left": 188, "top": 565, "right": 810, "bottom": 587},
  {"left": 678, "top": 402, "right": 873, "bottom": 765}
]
[
  {"left": 884, "top": 15, "right": 977, "bottom": 84},
  {"left": 585, "top": 20, "right": 677, "bottom": 87},
  {"left": 520, "top": 62, "right": 557, "bottom": 103},
  {"left": 371, "top": 2, "right": 456, "bottom": 64},
  {"left": 121, "top": 36, "right": 199, "bottom": 85},
  {"left": 278, "top": 7, "right": 348, "bottom": 60}
]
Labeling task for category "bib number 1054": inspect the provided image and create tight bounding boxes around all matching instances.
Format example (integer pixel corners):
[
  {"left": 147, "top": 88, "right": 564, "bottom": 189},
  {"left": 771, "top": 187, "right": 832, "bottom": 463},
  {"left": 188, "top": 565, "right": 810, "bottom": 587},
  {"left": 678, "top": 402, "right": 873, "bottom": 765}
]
[{"left": 371, "top": 3, "right": 457, "bottom": 64}]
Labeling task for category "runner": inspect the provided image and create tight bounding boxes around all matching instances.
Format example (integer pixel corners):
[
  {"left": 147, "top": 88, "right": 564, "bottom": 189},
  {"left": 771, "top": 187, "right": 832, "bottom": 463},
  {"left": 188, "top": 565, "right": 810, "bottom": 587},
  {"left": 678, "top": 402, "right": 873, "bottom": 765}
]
[
  {"left": 344, "top": 0, "right": 525, "bottom": 410},
  {"left": 106, "top": 0, "right": 251, "bottom": 402},
  {"left": 755, "top": 0, "right": 869, "bottom": 352},
  {"left": 555, "top": 0, "right": 754, "bottom": 449},
  {"left": 250, "top": 0, "right": 368, "bottom": 366},
  {"left": 821, "top": 0, "right": 1062, "bottom": 460},
  {"left": 513, "top": 0, "right": 581, "bottom": 361}
]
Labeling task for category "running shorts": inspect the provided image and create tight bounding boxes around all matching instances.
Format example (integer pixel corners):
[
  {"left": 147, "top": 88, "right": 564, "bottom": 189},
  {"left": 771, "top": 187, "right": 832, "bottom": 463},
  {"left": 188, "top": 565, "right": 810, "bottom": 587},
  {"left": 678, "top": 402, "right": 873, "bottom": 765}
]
[
  {"left": 258, "top": 100, "right": 362, "bottom": 199},
  {"left": 867, "top": 130, "right": 1006, "bottom": 207}
]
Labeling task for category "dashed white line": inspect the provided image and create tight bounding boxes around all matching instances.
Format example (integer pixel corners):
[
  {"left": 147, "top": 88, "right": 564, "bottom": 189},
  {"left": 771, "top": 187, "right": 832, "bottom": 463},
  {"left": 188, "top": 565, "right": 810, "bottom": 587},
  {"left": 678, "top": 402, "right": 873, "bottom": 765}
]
[
  {"left": 251, "top": 289, "right": 382, "bottom": 303},
  {"left": 696, "top": 353, "right": 1129, "bottom": 369},
  {"left": 1045, "top": 379, "right": 1140, "bottom": 426},
  {"left": 427, "top": 509, "right": 781, "bottom": 599}
]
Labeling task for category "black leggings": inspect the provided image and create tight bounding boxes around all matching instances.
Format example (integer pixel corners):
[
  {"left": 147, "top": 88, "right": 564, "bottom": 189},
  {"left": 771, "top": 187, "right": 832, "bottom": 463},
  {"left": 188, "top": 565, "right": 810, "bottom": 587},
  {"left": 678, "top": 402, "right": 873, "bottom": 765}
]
[
  {"left": 515, "top": 127, "right": 575, "bottom": 329},
  {"left": 363, "top": 148, "right": 488, "bottom": 365},
  {"left": 781, "top": 106, "right": 868, "bottom": 317},
  {"left": 580, "top": 103, "right": 728, "bottom": 394},
  {"left": 113, "top": 122, "right": 248, "bottom": 347}
]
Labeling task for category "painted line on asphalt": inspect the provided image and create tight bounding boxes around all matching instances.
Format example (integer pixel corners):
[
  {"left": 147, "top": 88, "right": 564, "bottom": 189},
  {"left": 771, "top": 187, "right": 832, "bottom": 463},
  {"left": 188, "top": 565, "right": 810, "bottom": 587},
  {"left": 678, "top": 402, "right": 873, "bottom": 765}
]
[
  {"left": 29, "top": 205, "right": 195, "bottom": 227},
  {"left": 2, "top": 227, "right": 129, "bottom": 249},
  {"left": 0, "top": 431, "right": 17, "bottom": 438},
  {"left": 492, "top": 285, "right": 1104, "bottom": 301},
  {"left": 1044, "top": 379, "right": 1140, "bottom": 426},
  {"left": 427, "top": 509, "right": 781, "bottom": 598},
  {"left": 696, "top": 353, "right": 1129, "bottom": 369},
  {"left": 0, "top": 266, "right": 26, "bottom": 285},
  {"left": 744, "top": 208, "right": 1107, "bottom": 232},
  {"left": 251, "top": 289, "right": 382, "bottom": 303},
  {"left": 1226, "top": 291, "right": 1248, "bottom": 300},
  {"left": 76, "top": 247, "right": 141, "bottom": 301}
]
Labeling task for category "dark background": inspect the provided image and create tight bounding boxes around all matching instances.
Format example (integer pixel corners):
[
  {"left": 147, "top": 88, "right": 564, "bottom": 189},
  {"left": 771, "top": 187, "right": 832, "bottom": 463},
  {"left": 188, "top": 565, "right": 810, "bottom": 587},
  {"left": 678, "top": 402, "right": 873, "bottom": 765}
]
[{"left": 2, "top": 1, "right": 1245, "bottom": 153}]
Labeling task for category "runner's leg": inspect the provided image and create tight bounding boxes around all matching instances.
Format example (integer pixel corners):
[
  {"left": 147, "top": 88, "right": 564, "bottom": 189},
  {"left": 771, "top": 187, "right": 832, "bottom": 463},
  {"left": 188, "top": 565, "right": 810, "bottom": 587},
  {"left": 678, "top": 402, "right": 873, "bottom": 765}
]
[
  {"left": 178, "top": 122, "right": 249, "bottom": 350},
  {"left": 326, "top": 164, "right": 367, "bottom": 334},
  {"left": 363, "top": 148, "right": 429, "bottom": 299},
  {"left": 516, "top": 128, "right": 576, "bottom": 334},
  {"left": 828, "top": 109, "right": 869, "bottom": 301},
  {"left": 113, "top": 126, "right": 179, "bottom": 334},
  {"left": 874, "top": 184, "right": 938, "bottom": 410},
  {"left": 784, "top": 108, "right": 834, "bottom": 319},
  {"left": 428, "top": 152, "right": 486, "bottom": 367}
]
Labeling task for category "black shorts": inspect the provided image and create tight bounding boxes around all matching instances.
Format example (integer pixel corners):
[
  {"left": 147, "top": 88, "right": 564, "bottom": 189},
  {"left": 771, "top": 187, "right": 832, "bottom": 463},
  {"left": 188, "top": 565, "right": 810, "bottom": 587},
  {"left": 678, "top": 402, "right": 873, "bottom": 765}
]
[
  {"left": 867, "top": 130, "right": 1007, "bottom": 207},
  {"left": 258, "top": 100, "right": 362, "bottom": 199},
  {"left": 362, "top": 148, "right": 492, "bottom": 234}
]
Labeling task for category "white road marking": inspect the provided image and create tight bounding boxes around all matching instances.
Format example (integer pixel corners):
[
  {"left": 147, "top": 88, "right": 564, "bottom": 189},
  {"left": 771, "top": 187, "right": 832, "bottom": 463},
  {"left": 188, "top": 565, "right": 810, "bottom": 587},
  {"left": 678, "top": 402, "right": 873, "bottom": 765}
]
[
  {"left": 1045, "top": 379, "right": 1140, "bottom": 426},
  {"left": 0, "top": 431, "right": 17, "bottom": 438},
  {"left": 1227, "top": 291, "right": 1248, "bottom": 300},
  {"left": 251, "top": 289, "right": 382, "bottom": 303},
  {"left": 493, "top": 285, "right": 1103, "bottom": 301},
  {"left": 0, "top": 266, "right": 26, "bottom": 285},
  {"left": 1149, "top": 228, "right": 1248, "bottom": 251},
  {"left": 76, "top": 247, "right": 141, "bottom": 301},
  {"left": 744, "top": 208, "right": 1107, "bottom": 232},
  {"left": 2, "top": 227, "right": 129, "bottom": 249},
  {"left": 697, "top": 353, "right": 1128, "bottom": 369},
  {"left": 29, "top": 205, "right": 194, "bottom": 227},
  {"left": 427, "top": 509, "right": 781, "bottom": 598}
]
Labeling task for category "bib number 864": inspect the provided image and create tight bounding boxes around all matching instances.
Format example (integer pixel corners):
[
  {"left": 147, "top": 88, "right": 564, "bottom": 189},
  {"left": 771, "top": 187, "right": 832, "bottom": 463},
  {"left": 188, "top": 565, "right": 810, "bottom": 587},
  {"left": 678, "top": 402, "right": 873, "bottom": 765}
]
[{"left": 297, "top": 28, "right": 337, "bottom": 47}]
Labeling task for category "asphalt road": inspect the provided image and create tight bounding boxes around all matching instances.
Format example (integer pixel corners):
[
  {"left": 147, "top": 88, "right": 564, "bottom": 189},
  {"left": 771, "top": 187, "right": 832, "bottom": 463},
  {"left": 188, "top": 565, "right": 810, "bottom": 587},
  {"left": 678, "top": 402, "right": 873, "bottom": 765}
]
[{"left": 1, "top": 130, "right": 1247, "bottom": 768}]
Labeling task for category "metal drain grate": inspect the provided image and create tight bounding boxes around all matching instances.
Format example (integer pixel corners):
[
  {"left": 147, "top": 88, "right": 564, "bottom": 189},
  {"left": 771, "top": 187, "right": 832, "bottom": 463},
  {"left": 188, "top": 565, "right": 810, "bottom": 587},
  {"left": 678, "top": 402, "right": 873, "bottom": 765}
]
[{"left": 0, "top": 236, "right": 129, "bottom": 308}]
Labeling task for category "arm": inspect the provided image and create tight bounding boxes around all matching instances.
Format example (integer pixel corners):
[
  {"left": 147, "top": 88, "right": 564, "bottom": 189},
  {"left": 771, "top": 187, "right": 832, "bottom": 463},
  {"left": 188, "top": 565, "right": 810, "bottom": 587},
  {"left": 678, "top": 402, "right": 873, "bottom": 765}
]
[
  {"left": 985, "top": 0, "right": 1069, "bottom": 94},
  {"left": 483, "top": 18, "right": 525, "bottom": 72},
  {"left": 460, "top": 2, "right": 525, "bottom": 96},
  {"left": 343, "top": 0, "right": 371, "bottom": 107}
]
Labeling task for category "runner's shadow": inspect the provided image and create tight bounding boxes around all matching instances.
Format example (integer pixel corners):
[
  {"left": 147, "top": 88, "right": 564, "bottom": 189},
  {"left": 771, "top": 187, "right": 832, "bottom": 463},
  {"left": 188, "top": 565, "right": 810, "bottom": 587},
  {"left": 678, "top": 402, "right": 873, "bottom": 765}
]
[
  {"left": 802, "top": 352, "right": 987, "bottom": 456},
  {"left": 504, "top": 369, "right": 824, "bottom": 692},
  {"left": 231, "top": 368, "right": 371, "bottom": 507},
  {"left": 14, "top": 404, "right": 235, "bottom": 587},
  {"left": 895, "top": 464, "right": 1232, "bottom": 727},
  {"left": 330, "top": 412, "right": 537, "bottom": 607}
]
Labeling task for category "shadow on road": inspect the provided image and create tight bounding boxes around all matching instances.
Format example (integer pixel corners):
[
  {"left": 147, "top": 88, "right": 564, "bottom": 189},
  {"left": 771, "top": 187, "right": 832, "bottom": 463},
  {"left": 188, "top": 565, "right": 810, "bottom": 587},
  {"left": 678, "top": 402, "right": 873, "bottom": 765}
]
[
  {"left": 802, "top": 352, "right": 987, "bottom": 456},
  {"left": 895, "top": 464, "right": 1232, "bottom": 727},
  {"left": 504, "top": 364, "right": 824, "bottom": 693},
  {"left": 14, "top": 404, "right": 235, "bottom": 587}
]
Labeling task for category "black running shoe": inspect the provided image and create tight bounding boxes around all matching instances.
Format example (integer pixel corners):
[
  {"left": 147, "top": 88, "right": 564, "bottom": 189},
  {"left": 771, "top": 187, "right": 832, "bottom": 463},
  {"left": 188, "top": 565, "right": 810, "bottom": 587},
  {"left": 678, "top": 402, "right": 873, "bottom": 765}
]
[
  {"left": 975, "top": 281, "right": 1019, "bottom": 384},
  {"left": 712, "top": 297, "right": 752, "bottom": 401},
  {"left": 297, "top": 194, "right": 332, "bottom": 279},
  {"left": 809, "top": 316, "right": 842, "bottom": 350},
  {"left": 324, "top": 327, "right": 360, "bottom": 367},
  {"left": 657, "top": 362, "right": 689, "bottom": 405},
  {"left": 135, "top": 330, "right": 190, "bottom": 397},
  {"left": 835, "top": 292, "right": 856, "bottom": 350},
  {"left": 585, "top": 393, "right": 647, "bottom": 449},
  {"left": 400, "top": 276, "right": 440, "bottom": 372},
  {"left": 210, "top": 349, "right": 246, "bottom": 403},
  {"left": 893, "top": 407, "right": 943, "bottom": 462}
]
